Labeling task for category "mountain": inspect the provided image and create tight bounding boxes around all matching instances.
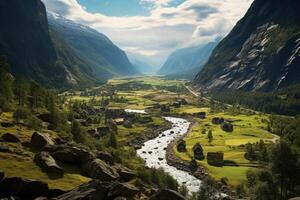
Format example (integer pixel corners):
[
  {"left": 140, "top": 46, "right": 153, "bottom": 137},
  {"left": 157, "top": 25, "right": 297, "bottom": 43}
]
[
  {"left": 127, "top": 53, "right": 159, "bottom": 75},
  {"left": 158, "top": 41, "right": 218, "bottom": 79},
  {"left": 0, "top": 0, "right": 101, "bottom": 88},
  {"left": 193, "top": 0, "right": 300, "bottom": 92},
  {"left": 48, "top": 13, "right": 139, "bottom": 79}
]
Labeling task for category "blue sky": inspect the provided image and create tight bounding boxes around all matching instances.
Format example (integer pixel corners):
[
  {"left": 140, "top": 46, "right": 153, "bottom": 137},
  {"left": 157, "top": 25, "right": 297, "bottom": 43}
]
[{"left": 43, "top": 0, "right": 253, "bottom": 67}]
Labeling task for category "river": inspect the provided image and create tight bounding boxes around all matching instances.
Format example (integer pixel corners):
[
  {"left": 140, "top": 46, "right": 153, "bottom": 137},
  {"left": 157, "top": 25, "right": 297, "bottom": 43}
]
[{"left": 126, "top": 109, "right": 202, "bottom": 193}]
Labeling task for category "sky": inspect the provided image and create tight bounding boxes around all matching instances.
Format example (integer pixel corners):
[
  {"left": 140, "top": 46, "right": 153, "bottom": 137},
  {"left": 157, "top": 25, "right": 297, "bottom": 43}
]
[{"left": 42, "top": 0, "right": 253, "bottom": 68}]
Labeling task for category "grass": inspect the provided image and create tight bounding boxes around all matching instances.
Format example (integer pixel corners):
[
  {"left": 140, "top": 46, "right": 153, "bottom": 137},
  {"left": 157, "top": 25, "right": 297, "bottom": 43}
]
[{"left": 173, "top": 108, "right": 275, "bottom": 186}]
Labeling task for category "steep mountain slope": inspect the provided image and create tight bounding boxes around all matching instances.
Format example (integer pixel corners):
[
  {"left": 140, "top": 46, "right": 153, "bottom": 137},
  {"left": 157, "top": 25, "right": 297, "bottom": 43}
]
[
  {"left": 194, "top": 0, "right": 300, "bottom": 92},
  {"left": 48, "top": 13, "right": 139, "bottom": 79},
  {"left": 0, "top": 0, "right": 100, "bottom": 88},
  {"left": 159, "top": 41, "right": 218, "bottom": 78}
]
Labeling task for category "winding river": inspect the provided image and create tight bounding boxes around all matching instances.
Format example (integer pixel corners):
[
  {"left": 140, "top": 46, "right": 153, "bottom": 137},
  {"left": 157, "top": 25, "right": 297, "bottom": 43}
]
[{"left": 126, "top": 109, "right": 202, "bottom": 193}]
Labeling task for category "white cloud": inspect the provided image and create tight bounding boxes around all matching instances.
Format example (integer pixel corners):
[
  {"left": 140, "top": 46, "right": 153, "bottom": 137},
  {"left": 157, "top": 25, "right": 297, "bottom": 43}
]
[{"left": 42, "top": 0, "right": 253, "bottom": 67}]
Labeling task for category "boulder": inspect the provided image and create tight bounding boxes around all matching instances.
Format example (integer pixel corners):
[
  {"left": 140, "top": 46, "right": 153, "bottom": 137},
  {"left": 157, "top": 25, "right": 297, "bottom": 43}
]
[
  {"left": 0, "top": 122, "right": 14, "bottom": 128},
  {"left": 212, "top": 117, "right": 225, "bottom": 124},
  {"left": 0, "top": 145, "right": 11, "bottom": 153},
  {"left": 221, "top": 122, "right": 233, "bottom": 132},
  {"left": 113, "top": 164, "right": 136, "bottom": 181},
  {"left": 150, "top": 189, "right": 186, "bottom": 200},
  {"left": 107, "top": 182, "right": 139, "bottom": 199},
  {"left": 53, "top": 180, "right": 109, "bottom": 200},
  {"left": 96, "top": 151, "right": 114, "bottom": 165},
  {"left": 30, "top": 132, "right": 54, "bottom": 150},
  {"left": 82, "top": 159, "right": 119, "bottom": 181},
  {"left": 49, "top": 145, "right": 93, "bottom": 164},
  {"left": 195, "top": 112, "right": 206, "bottom": 119},
  {"left": 0, "top": 171, "right": 4, "bottom": 182},
  {"left": 207, "top": 152, "right": 224, "bottom": 166},
  {"left": 34, "top": 152, "right": 64, "bottom": 177},
  {"left": 37, "top": 113, "right": 51, "bottom": 123},
  {"left": 0, "top": 177, "right": 49, "bottom": 199},
  {"left": 123, "top": 120, "right": 132, "bottom": 128},
  {"left": 1, "top": 133, "right": 20, "bottom": 143}
]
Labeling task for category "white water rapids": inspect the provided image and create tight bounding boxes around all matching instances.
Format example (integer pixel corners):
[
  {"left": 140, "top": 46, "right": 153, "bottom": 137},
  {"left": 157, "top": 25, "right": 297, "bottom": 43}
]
[{"left": 126, "top": 109, "right": 202, "bottom": 193}]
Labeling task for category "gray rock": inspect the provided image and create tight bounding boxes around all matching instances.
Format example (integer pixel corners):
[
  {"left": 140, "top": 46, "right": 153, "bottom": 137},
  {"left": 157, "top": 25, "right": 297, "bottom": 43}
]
[
  {"left": 96, "top": 151, "right": 114, "bottom": 165},
  {"left": 82, "top": 159, "right": 119, "bottom": 181},
  {"left": 30, "top": 132, "right": 54, "bottom": 150},
  {"left": 34, "top": 152, "right": 64, "bottom": 177},
  {"left": 108, "top": 182, "right": 139, "bottom": 199},
  {"left": 0, "top": 145, "right": 11, "bottom": 153},
  {"left": 0, "top": 177, "right": 49, "bottom": 199},
  {"left": 53, "top": 180, "right": 109, "bottom": 200},
  {"left": 49, "top": 145, "right": 93, "bottom": 164},
  {"left": 221, "top": 122, "right": 234, "bottom": 132},
  {"left": 0, "top": 171, "right": 4, "bottom": 182},
  {"left": 1, "top": 133, "right": 20, "bottom": 143},
  {"left": 113, "top": 164, "right": 136, "bottom": 181},
  {"left": 150, "top": 189, "right": 186, "bottom": 200}
]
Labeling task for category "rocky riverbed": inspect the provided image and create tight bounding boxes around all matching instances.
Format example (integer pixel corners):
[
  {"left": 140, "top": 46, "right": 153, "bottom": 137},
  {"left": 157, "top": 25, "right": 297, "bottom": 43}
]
[{"left": 136, "top": 117, "right": 202, "bottom": 193}]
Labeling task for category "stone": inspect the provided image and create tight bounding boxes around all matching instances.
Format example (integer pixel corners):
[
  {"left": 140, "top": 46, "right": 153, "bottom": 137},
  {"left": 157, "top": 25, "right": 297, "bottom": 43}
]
[
  {"left": 193, "top": 143, "right": 205, "bottom": 160},
  {"left": 212, "top": 117, "right": 225, "bottom": 124},
  {"left": 0, "top": 145, "right": 11, "bottom": 153},
  {"left": 96, "top": 151, "right": 114, "bottom": 165},
  {"left": 113, "top": 164, "right": 136, "bottom": 181},
  {"left": 207, "top": 152, "right": 224, "bottom": 166},
  {"left": 0, "top": 171, "right": 4, "bottom": 182},
  {"left": 37, "top": 113, "right": 51, "bottom": 123},
  {"left": 0, "top": 177, "right": 49, "bottom": 199},
  {"left": 53, "top": 180, "right": 109, "bottom": 200},
  {"left": 49, "top": 145, "right": 93, "bottom": 164},
  {"left": 30, "top": 132, "right": 54, "bottom": 150},
  {"left": 0, "top": 122, "right": 14, "bottom": 128},
  {"left": 107, "top": 182, "right": 139, "bottom": 199},
  {"left": 123, "top": 120, "right": 132, "bottom": 128},
  {"left": 34, "top": 152, "right": 64, "bottom": 177},
  {"left": 82, "top": 159, "right": 119, "bottom": 181},
  {"left": 221, "top": 122, "right": 233, "bottom": 132},
  {"left": 138, "top": 116, "right": 153, "bottom": 124},
  {"left": 195, "top": 112, "right": 206, "bottom": 119},
  {"left": 150, "top": 189, "right": 186, "bottom": 200},
  {"left": 176, "top": 139, "right": 186, "bottom": 152},
  {"left": 1, "top": 133, "right": 20, "bottom": 143}
]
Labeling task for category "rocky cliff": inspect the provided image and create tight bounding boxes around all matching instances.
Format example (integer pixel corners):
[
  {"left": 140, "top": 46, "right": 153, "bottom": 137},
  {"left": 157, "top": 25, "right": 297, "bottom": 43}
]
[{"left": 194, "top": 0, "right": 300, "bottom": 92}]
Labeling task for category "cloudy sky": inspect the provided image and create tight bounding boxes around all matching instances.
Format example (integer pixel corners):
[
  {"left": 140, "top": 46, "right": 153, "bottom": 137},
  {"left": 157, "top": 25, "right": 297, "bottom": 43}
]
[{"left": 42, "top": 0, "right": 253, "bottom": 67}]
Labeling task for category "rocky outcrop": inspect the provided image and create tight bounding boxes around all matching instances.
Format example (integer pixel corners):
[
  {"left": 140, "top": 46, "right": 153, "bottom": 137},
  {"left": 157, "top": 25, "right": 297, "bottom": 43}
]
[
  {"left": 95, "top": 151, "right": 114, "bottom": 165},
  {"left": 48, "top": 144, "right": 93, "bottom": 164},
  {"left": 34, "top": 151, "right": 64, "bottom": 177},
  {"left": 1, "top": 133, "right": 20, "bottom": 143},
  {"left": 107, "top": 182, "right": 139, "bottom": 199},
  {"left": 0, "top": 177, "right": 49, "bottom": 199},
  {"left": 150, "top": 189, "right": 186, "bottom": 200},
  {"left": 82, "top": 159, "right": 119, "bottom": 181},
  {"left": 30, "top": 132, "right": 54, "bottom": 150},
  {"left": 113, "top": 164, "right": 136, "bottom": 182},
  {"left": 194, "top": 0, "right": 300, "bottom": 92}
]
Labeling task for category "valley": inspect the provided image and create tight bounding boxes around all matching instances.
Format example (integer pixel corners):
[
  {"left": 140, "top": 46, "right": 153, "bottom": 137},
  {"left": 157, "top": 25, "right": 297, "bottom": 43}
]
[{"left": 0, "top": 76, "right": 279, "bottom": 198}]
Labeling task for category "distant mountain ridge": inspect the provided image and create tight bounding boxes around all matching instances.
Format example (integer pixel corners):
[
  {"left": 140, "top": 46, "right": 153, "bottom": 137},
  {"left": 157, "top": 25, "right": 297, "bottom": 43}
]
[
  {"left": 193, "top": 0, "right": 300, "bottom": 92},
  {"left": 159, "top": 41, "right": 218, "bottom": 79},
  {"left": 48, "top": 13, "right": 139, "bottom": 79},
  {"left": 0, "top": 0, "right": 138, "bottom": 88},
  {"left": 0, "top": 0, "right": 102, "bottom": 88}
]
